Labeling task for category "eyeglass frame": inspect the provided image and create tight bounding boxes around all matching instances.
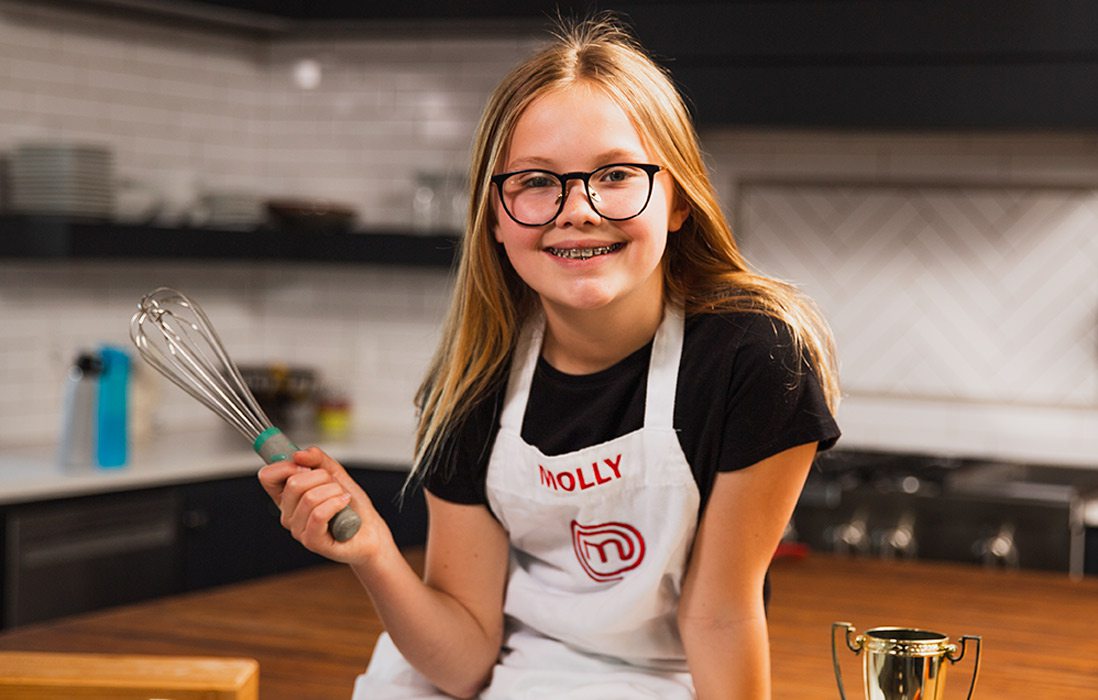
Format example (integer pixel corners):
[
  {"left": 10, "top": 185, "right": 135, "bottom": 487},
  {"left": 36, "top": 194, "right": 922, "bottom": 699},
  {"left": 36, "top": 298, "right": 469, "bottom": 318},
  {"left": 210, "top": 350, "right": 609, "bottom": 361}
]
[{"left": 489, "top": 162, "right": 663, "bottom": 227}]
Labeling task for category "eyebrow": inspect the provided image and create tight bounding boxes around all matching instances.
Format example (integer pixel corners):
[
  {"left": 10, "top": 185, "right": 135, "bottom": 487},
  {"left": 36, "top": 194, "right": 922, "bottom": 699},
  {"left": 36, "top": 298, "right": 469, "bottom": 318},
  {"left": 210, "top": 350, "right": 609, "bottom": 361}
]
[{"left": 505, "top": 148, "right": 648, "bottom": 171}]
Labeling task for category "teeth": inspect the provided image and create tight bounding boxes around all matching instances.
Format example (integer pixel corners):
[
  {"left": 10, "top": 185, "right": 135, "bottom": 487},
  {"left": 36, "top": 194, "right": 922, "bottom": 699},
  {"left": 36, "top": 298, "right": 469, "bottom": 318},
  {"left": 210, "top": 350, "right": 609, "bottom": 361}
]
[{"left": 547, "top": 243, "right": 623, "bottom": 260}]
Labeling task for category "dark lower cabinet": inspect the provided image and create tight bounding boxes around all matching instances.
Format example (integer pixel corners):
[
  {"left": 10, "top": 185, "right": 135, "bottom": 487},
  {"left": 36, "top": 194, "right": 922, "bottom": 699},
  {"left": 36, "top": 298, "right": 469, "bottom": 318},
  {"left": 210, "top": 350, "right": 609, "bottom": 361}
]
[
  {"left": 179, "top": 476, "right": 321, "bottom": 590},
  {"left": 179, "top": 467, "right": 427, "bottom": 590},
  {"left": 1087, "top": 528, "right": 1098, "bottom": 576},
  {"left": 2, "top": 489, "right": 183, "bottom": 628},
  {"left": 353, "top": 468, "right": 427, "bottom": 550},
  {"left": 0, "top": 466, "right": 427, "bottom": 630}
]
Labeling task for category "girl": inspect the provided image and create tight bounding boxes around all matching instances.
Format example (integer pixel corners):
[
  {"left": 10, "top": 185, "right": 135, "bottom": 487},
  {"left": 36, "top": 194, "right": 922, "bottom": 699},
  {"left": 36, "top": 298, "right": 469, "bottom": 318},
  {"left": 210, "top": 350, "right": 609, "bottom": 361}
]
[{"left": 259, "top": 15, "right": 840, "bottom": 699}]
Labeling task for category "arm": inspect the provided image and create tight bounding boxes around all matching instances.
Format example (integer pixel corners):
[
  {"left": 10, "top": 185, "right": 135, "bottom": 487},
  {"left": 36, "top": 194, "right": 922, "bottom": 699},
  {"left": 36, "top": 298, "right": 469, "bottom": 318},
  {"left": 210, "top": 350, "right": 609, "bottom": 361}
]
[
  {"left": 678, "top": 441, "right": 818, "bottom": 700},
  {"left": 258, "top": 448, "right": 509, "bottom": 698},
  {"left": 356, "top": 492, "right": 508, "bottom": 698}
]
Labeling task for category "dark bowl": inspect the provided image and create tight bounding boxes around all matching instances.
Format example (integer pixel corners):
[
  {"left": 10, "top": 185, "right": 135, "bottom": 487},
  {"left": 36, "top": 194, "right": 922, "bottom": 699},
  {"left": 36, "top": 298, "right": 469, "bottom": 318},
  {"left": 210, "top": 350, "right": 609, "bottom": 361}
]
[{"left": 266, "top": 198, "right": 357, "bottom": 233}]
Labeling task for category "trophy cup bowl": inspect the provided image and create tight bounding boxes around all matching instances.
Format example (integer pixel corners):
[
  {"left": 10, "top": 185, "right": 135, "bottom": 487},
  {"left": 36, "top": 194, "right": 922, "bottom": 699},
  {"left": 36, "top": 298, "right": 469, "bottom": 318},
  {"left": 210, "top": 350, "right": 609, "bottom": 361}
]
[{"left": 832, "top": 622, "right": 981, "bottom": 700}]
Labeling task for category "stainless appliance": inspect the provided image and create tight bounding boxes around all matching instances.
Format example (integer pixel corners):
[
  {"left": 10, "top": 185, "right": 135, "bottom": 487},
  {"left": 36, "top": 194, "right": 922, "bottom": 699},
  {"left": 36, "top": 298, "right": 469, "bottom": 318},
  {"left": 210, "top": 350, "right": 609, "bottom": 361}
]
[
  {"left": 3, "top": 490, "right": 182, "bottom": 627},
  {"left": 794, "top": 450, "right": 1096, "bottom": 578}
]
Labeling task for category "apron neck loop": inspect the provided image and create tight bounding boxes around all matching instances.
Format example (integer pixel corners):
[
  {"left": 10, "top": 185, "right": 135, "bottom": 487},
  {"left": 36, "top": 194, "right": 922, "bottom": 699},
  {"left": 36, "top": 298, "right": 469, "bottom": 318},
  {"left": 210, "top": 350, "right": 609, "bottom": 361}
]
[
  {"left": 500, "top": 305, "right": 685, "bottom": 433},
  {"left": 499, "top": 314, "right": 544, "bottom": 431},
  {"left": 643, "top": 304, "right": 684, "bottom": 430}
]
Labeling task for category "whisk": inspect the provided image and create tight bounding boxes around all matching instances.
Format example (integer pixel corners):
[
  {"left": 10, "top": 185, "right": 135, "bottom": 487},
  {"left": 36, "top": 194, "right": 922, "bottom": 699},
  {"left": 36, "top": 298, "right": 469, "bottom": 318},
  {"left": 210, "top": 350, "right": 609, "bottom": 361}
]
[{"left": 130, "top": 287, "right": 361, "bottom": 542}]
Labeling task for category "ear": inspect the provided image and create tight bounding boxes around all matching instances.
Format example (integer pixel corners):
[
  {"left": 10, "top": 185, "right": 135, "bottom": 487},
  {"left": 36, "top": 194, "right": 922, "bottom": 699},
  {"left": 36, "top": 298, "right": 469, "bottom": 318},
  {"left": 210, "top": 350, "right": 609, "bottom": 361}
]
[
  {"left": 668, "top": 194, "right": 690, "bottom": 233},
  {"left": 493, "top": 221, "right": 504, "bottom": 244}
]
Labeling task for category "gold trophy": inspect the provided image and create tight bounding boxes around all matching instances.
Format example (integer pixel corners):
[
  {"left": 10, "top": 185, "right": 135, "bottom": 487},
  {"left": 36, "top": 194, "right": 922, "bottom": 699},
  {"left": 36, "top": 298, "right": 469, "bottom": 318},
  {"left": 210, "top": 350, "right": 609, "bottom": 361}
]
[{"left": 832, "top": 622, "right": 981, "bottom": 700}]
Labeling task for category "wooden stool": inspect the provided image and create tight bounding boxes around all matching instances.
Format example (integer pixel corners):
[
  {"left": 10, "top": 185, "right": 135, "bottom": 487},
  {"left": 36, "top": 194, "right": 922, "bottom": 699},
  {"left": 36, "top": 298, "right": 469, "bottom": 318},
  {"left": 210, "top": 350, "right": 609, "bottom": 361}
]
[{"left": 0, "top": 651, "right": 259, "bottom": 699}]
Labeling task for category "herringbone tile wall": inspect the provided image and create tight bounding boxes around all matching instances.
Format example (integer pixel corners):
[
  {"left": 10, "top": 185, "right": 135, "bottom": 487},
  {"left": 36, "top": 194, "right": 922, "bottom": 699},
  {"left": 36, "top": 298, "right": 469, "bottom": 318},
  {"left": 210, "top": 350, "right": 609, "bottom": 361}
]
[{"left": 738, "top": 182, "right": 1098, "bottom": 411}]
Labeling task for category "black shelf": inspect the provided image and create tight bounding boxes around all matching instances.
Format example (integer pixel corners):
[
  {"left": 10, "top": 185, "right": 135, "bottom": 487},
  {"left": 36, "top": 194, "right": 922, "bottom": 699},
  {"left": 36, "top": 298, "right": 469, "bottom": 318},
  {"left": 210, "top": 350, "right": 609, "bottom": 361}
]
[{"left": 0, "top": 215, "right": 460, "bottom": 268}]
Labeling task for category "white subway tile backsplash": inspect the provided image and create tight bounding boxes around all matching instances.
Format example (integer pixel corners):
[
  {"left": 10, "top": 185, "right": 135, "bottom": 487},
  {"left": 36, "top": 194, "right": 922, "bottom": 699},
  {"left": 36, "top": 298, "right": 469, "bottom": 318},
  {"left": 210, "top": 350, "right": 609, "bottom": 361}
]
[
  {"left": 0, "top": 18, "right": 51, "bottom": 53},
  {"left": 85, "top": 66, "right": 151, "bottom": 94},
  {"left": 56, "top": 28, "right": 132, "bottom": 63},
  {"left": 418, "top": 119, "right": 476, "bottom": 144},
  {"left": 0, "top": 252, "right": 454, "bottom": 445},
  {"left": 0, "top": 411, "right": 53, "bottom": 445},
  {"left": 6, "top": 54, "right": 77, "bottom": 87}
]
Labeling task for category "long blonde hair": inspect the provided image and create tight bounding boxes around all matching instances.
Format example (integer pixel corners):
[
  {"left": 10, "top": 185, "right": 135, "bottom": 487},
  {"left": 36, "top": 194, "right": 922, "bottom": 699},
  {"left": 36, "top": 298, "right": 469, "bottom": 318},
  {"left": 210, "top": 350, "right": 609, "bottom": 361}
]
[{"left": 412, "top": 15, "right": 840, "bottom": 478}]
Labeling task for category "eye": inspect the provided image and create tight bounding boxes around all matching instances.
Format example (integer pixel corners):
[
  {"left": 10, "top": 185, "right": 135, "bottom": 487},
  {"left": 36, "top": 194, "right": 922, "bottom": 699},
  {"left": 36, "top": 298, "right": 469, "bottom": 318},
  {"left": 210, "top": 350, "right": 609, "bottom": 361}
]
[
  {"left": 515, "top": 172, "right": 558, "bottom": 189},
  {"left": 595, "top": 165, "right": 641, "bottom": 185}
]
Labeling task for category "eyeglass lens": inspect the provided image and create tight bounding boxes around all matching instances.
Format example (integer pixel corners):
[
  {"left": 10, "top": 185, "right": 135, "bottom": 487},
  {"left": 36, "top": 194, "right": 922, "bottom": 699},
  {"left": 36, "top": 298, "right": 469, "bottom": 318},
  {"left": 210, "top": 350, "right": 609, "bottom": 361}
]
[{"left": 498, "top": 164, "right": 654, "bottom": 226}]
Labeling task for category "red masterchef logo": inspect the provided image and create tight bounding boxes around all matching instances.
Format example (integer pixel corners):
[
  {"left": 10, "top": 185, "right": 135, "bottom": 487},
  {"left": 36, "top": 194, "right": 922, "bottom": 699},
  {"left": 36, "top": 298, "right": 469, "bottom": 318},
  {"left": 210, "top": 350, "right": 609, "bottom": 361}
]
[{"left": 571, "top": 520, "right": 646, "bottom": 583}]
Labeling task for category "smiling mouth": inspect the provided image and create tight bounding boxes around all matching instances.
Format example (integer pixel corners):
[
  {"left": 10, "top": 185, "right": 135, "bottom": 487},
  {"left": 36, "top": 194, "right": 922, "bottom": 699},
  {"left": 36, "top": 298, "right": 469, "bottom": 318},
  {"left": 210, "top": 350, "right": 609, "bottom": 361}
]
[{"left": 545, "top": 243, "right": 625, "bottom": 260}]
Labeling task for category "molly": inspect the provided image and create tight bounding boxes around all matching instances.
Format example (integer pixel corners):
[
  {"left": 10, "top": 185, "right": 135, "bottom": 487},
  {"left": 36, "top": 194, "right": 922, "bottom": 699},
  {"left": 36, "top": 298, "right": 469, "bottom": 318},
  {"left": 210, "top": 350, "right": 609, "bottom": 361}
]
[{"left": 539, "top": 454, "right": 623, "bottom": 492}]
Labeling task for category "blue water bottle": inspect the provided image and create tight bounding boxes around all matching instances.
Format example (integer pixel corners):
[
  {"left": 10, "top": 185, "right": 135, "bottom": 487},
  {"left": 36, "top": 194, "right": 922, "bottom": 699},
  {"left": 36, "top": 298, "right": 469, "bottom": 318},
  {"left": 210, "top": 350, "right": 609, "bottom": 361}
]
[{"left": 96, "top": 345, "right": 130, "bottom": 468}]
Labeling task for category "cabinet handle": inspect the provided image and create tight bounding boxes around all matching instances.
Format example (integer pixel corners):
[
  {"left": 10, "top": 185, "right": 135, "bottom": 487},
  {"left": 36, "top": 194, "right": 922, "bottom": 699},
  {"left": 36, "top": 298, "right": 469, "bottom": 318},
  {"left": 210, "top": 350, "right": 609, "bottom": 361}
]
[{"left": 182, "top": 509, "right": 210, "bottom": 530}]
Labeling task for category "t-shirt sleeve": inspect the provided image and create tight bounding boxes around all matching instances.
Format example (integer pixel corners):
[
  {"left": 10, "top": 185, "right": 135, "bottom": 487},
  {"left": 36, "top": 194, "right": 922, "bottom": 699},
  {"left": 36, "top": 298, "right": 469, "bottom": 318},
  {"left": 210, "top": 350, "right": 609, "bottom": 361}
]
[
  {"left": 420, "top": 388, "right": 503, "bottom": 505},
  {"left": 718, "top": 314, "right": 840, "bottom": 472}
]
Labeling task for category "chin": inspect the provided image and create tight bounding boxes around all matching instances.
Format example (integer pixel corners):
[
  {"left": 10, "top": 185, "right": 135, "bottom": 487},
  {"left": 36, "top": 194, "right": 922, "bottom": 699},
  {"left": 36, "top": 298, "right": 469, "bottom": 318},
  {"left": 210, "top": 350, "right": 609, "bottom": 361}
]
[
  {"left": 543, "top": 295, "right": 615, "bottom": 313},
  {"left": 543, "top": 284, "right": 648, "bottom": 314},
  {"left": 530, "top": 268, "right": 663, "bottom": 315}
]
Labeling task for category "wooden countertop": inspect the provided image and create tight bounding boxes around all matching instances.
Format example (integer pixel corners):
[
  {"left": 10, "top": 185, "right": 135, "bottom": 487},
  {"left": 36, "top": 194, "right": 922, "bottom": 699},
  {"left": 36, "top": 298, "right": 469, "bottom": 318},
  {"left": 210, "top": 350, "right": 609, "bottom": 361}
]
[{"left": 2, "top": 551, "right": 1097, "bottom": 698}]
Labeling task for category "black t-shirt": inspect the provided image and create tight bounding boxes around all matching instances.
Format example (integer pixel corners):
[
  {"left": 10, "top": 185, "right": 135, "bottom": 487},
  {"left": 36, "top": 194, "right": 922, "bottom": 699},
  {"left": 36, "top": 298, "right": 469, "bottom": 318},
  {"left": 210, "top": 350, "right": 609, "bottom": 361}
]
[{"left": 424, "top": 311, "right": 840, "bottom": 515}]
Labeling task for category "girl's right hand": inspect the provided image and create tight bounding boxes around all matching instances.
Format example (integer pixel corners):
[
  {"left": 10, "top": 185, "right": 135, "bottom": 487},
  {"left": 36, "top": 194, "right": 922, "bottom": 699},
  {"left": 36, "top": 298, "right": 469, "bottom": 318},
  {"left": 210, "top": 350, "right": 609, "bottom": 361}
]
[{"left": 257, "top": 446, "right": 394, "bottom": 566}]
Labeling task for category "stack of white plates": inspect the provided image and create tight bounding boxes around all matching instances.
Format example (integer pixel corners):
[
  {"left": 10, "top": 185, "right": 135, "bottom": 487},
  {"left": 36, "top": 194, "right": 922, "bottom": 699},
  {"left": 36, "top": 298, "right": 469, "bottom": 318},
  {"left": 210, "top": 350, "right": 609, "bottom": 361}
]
[
  {"left": 198, "top": 191, "right": 264, "bottom": 230},
  {"left": 10, "top": 143, "right": 114, "bottom": 219}
]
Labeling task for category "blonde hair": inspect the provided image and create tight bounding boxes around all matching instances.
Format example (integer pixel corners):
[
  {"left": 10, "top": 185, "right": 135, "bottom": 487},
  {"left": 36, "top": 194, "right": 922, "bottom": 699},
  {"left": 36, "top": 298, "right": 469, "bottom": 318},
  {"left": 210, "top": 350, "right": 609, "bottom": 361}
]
[{"left": 412, "top": 14, "right": 840, "bottom": 479}]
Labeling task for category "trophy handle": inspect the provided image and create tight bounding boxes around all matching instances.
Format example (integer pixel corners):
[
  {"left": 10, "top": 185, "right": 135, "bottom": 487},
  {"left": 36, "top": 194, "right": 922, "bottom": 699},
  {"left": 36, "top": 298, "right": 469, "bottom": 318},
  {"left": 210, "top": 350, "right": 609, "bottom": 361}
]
[
  {"left": 831, "top": 622, "right": 862, "bottom": 700},
  {"left": 947, "top": 634, "right": 982, "bottom": 700}
]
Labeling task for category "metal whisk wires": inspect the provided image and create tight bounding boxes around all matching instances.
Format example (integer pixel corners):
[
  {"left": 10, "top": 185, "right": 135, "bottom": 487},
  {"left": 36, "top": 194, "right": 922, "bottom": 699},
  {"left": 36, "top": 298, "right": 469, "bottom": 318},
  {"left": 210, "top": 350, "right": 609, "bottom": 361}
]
[
  {"left": 130, "top": 286, "right": 363, "bottom": 543},
  {"left": 130, "top": 287, "right": 270, "bottom": 441}
]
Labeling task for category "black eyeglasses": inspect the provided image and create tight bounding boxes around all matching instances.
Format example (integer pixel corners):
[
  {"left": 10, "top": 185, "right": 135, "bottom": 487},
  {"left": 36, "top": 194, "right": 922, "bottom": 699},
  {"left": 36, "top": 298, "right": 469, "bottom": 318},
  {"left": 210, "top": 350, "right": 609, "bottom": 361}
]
[{"left": 490, "top": 163, "right": 662, "bottom": 227}]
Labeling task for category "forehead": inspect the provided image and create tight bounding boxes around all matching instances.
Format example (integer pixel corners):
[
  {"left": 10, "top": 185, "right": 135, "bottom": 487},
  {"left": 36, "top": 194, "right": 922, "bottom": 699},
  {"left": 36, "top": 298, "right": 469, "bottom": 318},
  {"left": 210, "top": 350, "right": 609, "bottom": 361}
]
[{"left": 504, "top": 82, "right": 652, "bottom": 168}]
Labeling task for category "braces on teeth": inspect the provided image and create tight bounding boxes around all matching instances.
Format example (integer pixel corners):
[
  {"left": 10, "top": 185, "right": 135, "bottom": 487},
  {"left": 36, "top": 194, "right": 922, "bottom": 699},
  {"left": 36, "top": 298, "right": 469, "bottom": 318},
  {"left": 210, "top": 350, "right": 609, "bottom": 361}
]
[{"left": 549, "top": 243, "right": 622, "bottom": 260}]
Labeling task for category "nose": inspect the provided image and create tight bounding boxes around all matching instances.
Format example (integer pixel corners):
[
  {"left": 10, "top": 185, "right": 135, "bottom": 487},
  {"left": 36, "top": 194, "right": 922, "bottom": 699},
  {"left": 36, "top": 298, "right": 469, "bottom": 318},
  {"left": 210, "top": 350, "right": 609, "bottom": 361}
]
[{"left": 554, "top": 179, "right": 601, "bottom": 227}]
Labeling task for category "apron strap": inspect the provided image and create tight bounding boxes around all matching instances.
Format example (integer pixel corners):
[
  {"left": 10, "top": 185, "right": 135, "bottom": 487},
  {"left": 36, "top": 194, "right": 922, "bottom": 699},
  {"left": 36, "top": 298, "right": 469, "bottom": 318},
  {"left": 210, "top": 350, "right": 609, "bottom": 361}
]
[
  {"left": 499, "top": 314, "right": 544, "bottom": 432},
  {"left": 644, "top": 304, "right": 684, "bottom": 430},
  {"left": 500, "top": 304, "right": 685, "bottom": 432}
]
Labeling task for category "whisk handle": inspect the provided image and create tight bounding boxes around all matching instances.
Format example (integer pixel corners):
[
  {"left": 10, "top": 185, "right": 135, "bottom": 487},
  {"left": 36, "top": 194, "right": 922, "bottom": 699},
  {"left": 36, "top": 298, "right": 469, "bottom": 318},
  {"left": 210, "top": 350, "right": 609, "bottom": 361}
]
[
  {"left": 254, "top": 427, "right": 363, "bottom": 543},
  {"left": 254, "top": 426, "right": 299, "bottom": 463}
]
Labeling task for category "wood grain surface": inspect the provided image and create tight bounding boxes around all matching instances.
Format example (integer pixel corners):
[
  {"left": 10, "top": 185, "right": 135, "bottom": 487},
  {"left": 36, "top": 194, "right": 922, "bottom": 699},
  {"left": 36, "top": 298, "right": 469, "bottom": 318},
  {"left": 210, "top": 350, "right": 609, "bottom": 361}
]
[
  {"left": 1, "top": 550, "right": 1096, "bottom": 698},
  {"left": 0, "top": 651, "right": 258, "bottom": 699}
]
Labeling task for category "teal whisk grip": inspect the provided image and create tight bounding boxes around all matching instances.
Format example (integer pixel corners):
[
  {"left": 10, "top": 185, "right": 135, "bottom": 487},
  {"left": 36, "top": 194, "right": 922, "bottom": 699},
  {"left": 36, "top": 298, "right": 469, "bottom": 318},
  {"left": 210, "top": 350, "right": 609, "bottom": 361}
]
[{"left": 254, "top": 426, "right": 362, "bottom": 542}]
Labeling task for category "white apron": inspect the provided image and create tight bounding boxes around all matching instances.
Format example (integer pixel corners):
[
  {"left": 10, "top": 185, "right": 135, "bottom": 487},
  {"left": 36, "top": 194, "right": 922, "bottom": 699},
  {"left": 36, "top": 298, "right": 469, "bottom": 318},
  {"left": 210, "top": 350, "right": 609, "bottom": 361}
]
[{"left": 354, "top": 306, "right": 700, "bottom": 699}]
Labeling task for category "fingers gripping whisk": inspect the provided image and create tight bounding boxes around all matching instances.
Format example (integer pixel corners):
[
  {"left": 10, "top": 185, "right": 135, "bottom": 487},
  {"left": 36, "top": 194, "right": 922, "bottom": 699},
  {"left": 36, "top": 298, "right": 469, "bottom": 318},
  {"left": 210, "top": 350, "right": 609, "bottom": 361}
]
[{"left": 130, "top": 287, "right": 361, "bottom": 542}]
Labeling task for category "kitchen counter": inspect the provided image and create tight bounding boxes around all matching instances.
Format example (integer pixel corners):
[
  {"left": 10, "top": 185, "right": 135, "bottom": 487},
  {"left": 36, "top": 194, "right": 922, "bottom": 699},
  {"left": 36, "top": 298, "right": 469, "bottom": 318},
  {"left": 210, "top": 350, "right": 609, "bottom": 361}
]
[
  {"left": 6, "top": 435, "right": 1098, "bottom": 530},
  {"left": 0, "top": 427, "right": 413, "bottom": 506},
  {"left": 1, "top": 550, "right": 1096, "bottom": 698}
]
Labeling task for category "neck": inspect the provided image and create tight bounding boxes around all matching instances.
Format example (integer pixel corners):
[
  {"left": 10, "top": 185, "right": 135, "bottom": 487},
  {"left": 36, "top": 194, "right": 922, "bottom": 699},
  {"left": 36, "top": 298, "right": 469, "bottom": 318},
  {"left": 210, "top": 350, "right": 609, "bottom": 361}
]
[{"left": 540, "top": 295, "right": 665, "bottom": 375}]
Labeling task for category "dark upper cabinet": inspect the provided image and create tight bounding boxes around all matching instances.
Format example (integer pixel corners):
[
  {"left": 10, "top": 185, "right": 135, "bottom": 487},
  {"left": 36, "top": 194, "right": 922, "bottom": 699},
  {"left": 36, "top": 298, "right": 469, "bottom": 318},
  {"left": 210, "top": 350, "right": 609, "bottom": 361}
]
[
  {"left": 619, "top": 1, "right": 1098, "bottom": 130},
  {"left": 188, "top": 0, "right": 590, "bottom": 21},
  {"left": 50, "top": 0, "right": 1098, "bottom": 129}
]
